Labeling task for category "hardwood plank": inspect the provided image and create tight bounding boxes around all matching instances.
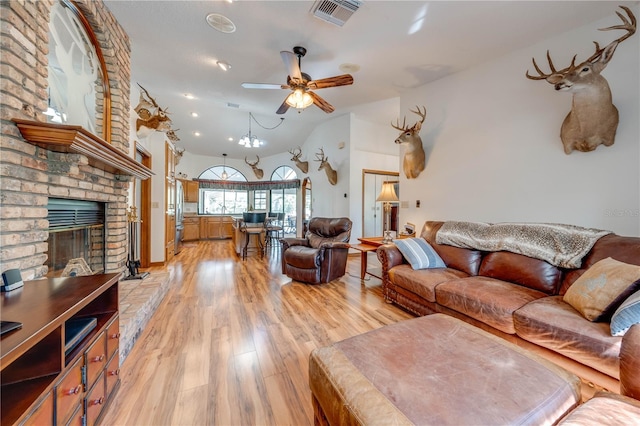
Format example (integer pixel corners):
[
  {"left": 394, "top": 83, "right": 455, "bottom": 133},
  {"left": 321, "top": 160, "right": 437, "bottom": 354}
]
[{"left": 101, "top": 240, "right": 413, "bottom": 425}]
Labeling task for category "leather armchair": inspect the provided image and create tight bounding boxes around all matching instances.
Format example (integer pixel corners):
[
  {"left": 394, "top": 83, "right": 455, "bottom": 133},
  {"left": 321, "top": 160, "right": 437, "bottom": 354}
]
[{"left": 281, "top": 217, "right": 352, "bottom": 284}]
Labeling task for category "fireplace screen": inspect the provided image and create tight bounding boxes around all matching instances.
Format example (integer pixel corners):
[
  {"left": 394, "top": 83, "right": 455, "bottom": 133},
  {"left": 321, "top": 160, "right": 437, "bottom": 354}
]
[{"left": 46, "top": 198, "right": 105, "bottom": 277}]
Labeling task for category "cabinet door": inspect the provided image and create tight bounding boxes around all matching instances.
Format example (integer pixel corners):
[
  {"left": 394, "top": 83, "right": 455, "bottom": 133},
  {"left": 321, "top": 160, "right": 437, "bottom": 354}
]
[
  {"left": 185, "top": 180, "right": 199, "bottom": 203},
  {"left": 55, "top": 356, "right": 83, "bottom": 425},
  {"left": 106, "top": 316, "right": 120, "bottom": 361},
  {"left": 183, "top": 220, "right": 199, "bottom": 241},
  {"left": 84, "top": 372, "right": 106, "bottom": 426},
  {"left": 84, "top": 331, "right": 106, "bottom": 390}
]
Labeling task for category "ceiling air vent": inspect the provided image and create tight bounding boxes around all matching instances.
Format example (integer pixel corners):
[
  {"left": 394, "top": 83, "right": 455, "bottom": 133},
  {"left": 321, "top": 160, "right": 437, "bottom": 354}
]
[{"left": 310, "top": 0, "right": 362, "bottom": 27}]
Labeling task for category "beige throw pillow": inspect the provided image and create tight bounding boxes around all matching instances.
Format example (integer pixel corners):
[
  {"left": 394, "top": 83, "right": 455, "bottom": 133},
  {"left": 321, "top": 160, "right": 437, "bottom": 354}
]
[{"left": 563, "top": 257, "right": 640, "bottom": 321}]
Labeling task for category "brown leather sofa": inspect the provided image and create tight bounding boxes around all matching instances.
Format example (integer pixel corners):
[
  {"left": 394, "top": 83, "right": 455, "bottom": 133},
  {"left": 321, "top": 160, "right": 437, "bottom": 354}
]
[
  {"left": 281, "top": 217, "right": 352, "bottom": 284},
  {"left": 377, "top": 221, "right": 640, "bottom": 394}
]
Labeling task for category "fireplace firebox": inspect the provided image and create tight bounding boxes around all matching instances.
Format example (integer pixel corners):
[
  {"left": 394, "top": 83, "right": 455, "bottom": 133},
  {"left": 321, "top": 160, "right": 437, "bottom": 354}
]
[{"left": 46, "top": 198, "right": 106, "bottom": 277}]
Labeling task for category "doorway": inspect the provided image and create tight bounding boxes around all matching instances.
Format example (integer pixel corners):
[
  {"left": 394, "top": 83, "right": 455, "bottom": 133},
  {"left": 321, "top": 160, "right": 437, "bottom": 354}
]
[
  {"left": 362, "top": 169, "right": 399, "bottom": 238},
  {"left": 134, "top": 142, "right": 151, "bottom": 268}
]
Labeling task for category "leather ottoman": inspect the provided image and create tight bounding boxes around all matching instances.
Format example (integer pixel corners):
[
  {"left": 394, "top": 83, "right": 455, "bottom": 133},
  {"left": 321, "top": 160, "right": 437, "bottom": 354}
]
[{"left": 309, "top": 314, "right": 581, "bottom": 425}]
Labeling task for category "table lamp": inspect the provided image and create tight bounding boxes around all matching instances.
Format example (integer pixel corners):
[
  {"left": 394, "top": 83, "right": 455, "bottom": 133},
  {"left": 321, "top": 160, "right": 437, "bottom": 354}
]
[{"left": 376, "top": 182, "right": 399, "bottom": 244}]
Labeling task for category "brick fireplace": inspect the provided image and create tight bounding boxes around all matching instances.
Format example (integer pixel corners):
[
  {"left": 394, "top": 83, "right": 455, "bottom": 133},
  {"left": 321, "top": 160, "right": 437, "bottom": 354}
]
[{"left": 0, "top": 0, "right": 142, "bottom": 279}]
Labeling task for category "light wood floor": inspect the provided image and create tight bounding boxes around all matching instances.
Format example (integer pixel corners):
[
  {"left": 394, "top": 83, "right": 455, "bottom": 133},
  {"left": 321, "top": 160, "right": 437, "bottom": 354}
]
[{"left": 101, "top": 240, "right": 413, "bottom": 425}]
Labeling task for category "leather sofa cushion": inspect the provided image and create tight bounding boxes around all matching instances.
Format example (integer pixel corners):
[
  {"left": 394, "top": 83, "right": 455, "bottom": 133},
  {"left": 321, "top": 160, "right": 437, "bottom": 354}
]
[
  {"left": 436, "top": 276, "right": 548, "bottom": 334},
  {"left": 283, "top": 246, "right": 320, "bottom": 269},
  {"left": 479, "top": 251, "right": 562, "bottom": 295},
  {"left": 310, "top": 314, "right": 580, "bottom": 426},
  {"left": 514, "top": 296, "right": 621, "bottom": 379},
  {"left": 559, "top": 392, "right": 640, "bottom": 425},
  {"left": 388, "top": 265, "right": 468, "bottom": 303},
  {"left": 421, "top": 221, "right": 482, "bottom": 276},
  {"left": 561, "top": 234, "right": 640, "bottom": 294}
]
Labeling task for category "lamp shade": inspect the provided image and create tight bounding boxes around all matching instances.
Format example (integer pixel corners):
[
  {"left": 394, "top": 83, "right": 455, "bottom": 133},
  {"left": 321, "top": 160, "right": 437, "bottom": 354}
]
[
  {"left": 285, "top": 88, "right": 313, "bottom": 109},
  {"left": 376, "top": 182, "right": 399, "bottom": 202}
]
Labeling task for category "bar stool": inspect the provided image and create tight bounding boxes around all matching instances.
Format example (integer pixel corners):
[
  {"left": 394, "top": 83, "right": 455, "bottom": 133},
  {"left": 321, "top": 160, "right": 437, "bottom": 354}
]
[
  {"left": 241, "top": 212, "right": 266, "bottom": 260},
  {"left": 265, "top": 212, "right": 284, "bottom": 248}
]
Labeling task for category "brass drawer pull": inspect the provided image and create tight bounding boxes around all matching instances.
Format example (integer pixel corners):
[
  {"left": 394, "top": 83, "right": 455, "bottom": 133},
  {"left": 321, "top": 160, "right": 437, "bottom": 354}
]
[
  {"left": 91, "top": 354, "right": 105, "bottom": 363},
  {"left": 67, "top": 385, "right": 82, "bottom": 395},
  {"left": 109, "top": 332, "right": 120, "bottom": 339},
  {"left": 108, "top": 369, "right": 120, "bottom": 376}
]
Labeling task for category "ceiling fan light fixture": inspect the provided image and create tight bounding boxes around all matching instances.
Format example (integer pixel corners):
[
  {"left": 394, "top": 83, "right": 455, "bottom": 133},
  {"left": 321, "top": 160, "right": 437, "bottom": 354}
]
[{"left": 286, "top": 89, "right": 313, "bottom": 109}]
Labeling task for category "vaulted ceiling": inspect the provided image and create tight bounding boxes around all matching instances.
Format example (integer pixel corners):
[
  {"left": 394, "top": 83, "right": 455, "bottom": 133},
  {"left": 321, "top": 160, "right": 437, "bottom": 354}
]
[{"left": 104, "top": 1, "right": 634, "bottom": 159}]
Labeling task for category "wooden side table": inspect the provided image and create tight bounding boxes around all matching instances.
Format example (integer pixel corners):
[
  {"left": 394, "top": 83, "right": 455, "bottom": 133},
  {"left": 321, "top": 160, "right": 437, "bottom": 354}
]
[
  {"left": 350, "top": 243, "right": 379, "bottom": 279},
  {"left": 352, "top": 236, "right": 414, "bottom": 280}
]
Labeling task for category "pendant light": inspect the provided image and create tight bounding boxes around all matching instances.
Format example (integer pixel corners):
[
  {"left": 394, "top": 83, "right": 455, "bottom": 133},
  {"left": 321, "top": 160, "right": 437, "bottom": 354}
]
[{"left": 221, "top": 153, "right": 228, "bottom": 180}]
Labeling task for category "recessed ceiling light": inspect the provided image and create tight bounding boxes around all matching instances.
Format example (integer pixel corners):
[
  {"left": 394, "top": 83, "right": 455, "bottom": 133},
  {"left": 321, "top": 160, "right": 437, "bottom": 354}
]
[
  {"left": 184, "top": 93, "right": 195, "bottom": 99},
  {"left": 206, "top": 13, "right": 236, "bottom": 33},
  {"left": 228, "top": 137, "right": 234, "bottom": 142},
  {"left": 193, "top": 131, "right": 201, "bottom": 137},
  {"left": 216, "top": 60, "right": 231, "bottom": 71},
  {"left": 191, "top": 112, "right": 199, "bottom": 117}
]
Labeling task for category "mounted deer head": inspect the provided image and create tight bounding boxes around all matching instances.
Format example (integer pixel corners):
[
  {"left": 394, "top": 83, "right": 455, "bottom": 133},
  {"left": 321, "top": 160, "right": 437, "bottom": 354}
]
[
  {"left": 315, "top": 148, "right": 337, "bottom": 185},
  {"left": 526, "top": 6, "right": 636, "bottom": 154},
  {"left": 245, "top": 156, "right": 264, "bottom": 180},
  {"left": 135, "top": 83, "right": 172, "bottom": 138},
  {"left": 391, "top": 106, "right": 427, "bottom": 179},
  {"left": 288, "top": 147, "right": 309, "bottom": 174}
]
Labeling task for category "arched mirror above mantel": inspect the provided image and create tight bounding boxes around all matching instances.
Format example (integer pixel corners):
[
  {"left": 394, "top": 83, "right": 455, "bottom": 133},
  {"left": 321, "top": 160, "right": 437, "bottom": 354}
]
[{"left": 46, "top": 0, "right": 111, "bottom": 142}]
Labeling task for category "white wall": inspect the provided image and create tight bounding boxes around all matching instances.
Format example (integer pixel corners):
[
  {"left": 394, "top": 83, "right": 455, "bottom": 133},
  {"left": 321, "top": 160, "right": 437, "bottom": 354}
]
[
  {"left": 300, "top": 114, "right": 351, "bottom": 220},
  {"left": 398, "top": 7, "right": 640, "bottom": 236},
  {"left": 349, "top": 113, "right": 400, "bottom": 241}
]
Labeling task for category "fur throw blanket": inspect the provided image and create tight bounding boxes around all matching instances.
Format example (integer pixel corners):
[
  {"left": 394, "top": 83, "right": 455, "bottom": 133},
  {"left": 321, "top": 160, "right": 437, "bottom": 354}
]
[{"left": 435, "top": 221, "right": 611, "bottom": 268}]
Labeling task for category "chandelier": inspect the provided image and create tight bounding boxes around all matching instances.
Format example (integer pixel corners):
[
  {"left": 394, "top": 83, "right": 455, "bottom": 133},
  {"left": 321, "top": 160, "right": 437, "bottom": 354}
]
[{"left": 239, "top": 113, "right": 263, "bottom": 148}]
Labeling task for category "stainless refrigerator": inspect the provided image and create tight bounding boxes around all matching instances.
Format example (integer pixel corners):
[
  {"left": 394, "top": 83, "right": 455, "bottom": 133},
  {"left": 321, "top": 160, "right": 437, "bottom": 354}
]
[{"left": 175, "top": 179, "right": 184, "bottom": 254}]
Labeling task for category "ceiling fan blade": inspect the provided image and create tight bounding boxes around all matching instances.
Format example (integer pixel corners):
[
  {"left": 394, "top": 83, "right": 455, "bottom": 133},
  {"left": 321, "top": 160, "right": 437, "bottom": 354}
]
[
  {"left": 276, "top": 97, "right": 290, "bottom": 115},
  {"left": 280, "top": 51, "right": 302, "bottom": 81},
  {"left": 307, "top": 74, "right": 354, "bottom": 90},
  {"left": 308, "top": 91, "right": 335, "bottom": 113},
  {"left": 241, "top": 82, "right": 288, "bottom": 90}
]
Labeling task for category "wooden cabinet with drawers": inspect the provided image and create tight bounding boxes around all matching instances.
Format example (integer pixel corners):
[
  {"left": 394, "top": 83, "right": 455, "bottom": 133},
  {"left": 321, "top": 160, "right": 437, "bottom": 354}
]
[
  {"left": 0, "top": 274, "right": 120, "bottom": 426},
  {"left": 183, "top": 216, "right": 200, "bottom": 241}
]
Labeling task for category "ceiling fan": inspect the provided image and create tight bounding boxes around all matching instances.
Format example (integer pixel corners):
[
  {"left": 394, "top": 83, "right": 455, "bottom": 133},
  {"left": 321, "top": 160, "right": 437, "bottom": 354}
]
[{"left": 242, "top": 46, "right": 354, "bottom": 115}]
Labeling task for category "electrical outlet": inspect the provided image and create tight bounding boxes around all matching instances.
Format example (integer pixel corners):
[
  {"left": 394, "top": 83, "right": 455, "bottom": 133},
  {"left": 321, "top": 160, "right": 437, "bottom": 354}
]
[{"left": 152, "top": 202, "right": 159, "bottom": 208}]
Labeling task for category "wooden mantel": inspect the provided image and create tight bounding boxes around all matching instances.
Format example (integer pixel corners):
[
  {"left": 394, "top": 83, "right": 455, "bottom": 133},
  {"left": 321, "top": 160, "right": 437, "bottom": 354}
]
[{"left": 12, "top": 118, "right": 154, "bottom": 180}]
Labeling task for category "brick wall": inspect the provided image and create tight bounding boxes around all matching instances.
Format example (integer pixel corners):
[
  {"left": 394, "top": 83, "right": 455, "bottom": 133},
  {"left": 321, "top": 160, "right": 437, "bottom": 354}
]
[{"left": 0, "top": 0, "right": 131, "bottom": 279}]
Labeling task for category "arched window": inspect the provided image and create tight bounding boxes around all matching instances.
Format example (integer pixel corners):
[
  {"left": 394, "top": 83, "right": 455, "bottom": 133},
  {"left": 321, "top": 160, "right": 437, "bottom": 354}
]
[
  {"left": 199, "top": 166, "right": 247, "bottom": 182},
  {"left": 270, "top": 166, "right": 298, "bottom": 227},
  {"left": 197, "top": 166, "right": 248, "bottom": 214},
  {"left": 271, "top": 165, "right": 297, "bottom": 181}
]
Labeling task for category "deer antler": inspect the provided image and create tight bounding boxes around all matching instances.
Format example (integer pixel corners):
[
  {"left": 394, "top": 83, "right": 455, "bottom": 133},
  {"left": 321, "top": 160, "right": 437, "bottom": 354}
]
[
  {"left": 391, "top": 116, "right": 408, "bottom": 132},
  {"left": 392, "top": 106, "right": 426, "bottom": 132},
  {"left": 245, "top": 156, "right": 260, "bottom": 167},
  {"left": 527, "top": 6, "right": 636, "bottom": 81},
  {"left": 315, "top": 148, "right": 326, "bottom": 162},
  {"left": 289, "top": 147, "right": 302, "bottom": 159},
  {"left": 409, "top": 106, "right": 426, "bottom": 130},
  {"left": 585, "top": 5, "right": 636, "bottom": 63},
  {"left": 137, "top": 83, "right": 159, "bottom": 108}
]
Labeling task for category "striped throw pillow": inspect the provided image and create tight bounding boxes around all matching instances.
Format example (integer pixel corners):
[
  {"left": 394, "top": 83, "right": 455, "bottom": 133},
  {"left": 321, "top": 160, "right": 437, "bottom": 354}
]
[
  {"left": 611, "top": 290, "right": 640, "bottom": 336},
  {"left": 393, "top": 238, "right": 446, "bottom": 270}
]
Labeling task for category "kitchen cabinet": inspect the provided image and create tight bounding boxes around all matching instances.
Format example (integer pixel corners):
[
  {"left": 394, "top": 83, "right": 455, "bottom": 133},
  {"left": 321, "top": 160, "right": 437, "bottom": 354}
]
[
  {"left": 183, "top": 216, "right": 200, "bottom": 241},
  {"left": 200, "top": 216, "right": 233, "bottom": 239},
  {"left": 180, "top": 179, "right": 199, "bottom": 203}
]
